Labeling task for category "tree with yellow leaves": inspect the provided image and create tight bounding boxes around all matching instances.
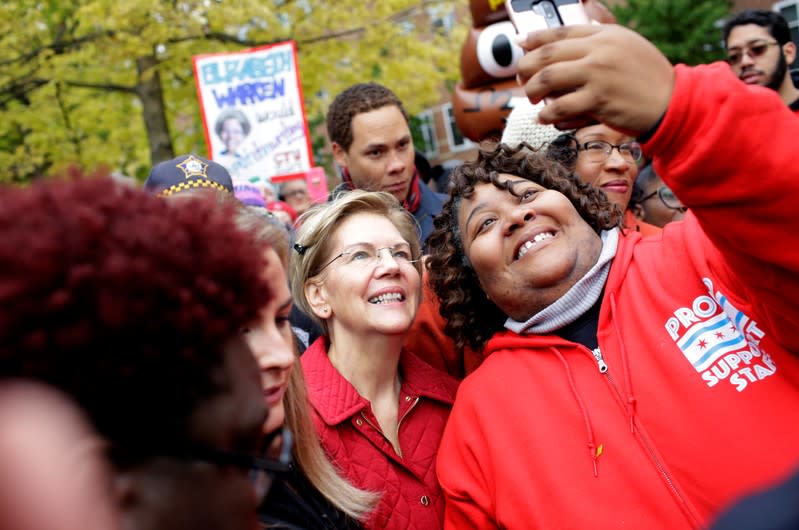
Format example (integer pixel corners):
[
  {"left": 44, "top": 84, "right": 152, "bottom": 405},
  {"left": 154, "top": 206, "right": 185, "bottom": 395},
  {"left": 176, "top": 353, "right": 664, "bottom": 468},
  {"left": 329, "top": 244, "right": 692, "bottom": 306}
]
[{"left": 0, "top": 1, "right": 465, "bottom": 181}]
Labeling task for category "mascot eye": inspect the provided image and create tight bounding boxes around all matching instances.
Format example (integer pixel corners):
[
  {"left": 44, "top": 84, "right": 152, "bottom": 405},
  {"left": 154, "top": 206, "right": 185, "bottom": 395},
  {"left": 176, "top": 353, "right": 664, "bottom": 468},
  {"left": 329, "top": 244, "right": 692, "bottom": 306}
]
[{"left": 475, "top": 21, "right": 524, "bottom": 79}]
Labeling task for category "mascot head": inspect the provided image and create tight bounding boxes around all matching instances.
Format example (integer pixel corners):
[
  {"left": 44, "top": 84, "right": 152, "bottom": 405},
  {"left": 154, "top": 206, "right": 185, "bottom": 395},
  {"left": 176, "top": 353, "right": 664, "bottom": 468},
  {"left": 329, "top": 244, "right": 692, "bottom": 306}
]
[{"left": 453, "top": 0, "right": 616, "bottom": 141}]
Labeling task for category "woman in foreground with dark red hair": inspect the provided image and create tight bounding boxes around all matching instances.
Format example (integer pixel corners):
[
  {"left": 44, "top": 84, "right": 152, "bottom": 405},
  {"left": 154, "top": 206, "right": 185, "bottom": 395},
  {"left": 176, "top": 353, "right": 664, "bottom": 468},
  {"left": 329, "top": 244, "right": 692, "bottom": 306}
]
[{"left": 0, "top": 174, "right": 276, "bottom": 530}]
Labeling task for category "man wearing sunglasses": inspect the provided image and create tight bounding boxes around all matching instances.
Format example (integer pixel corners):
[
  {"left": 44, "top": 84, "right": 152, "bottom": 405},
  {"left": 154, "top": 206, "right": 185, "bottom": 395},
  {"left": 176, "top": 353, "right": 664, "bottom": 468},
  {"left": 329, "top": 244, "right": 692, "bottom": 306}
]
[{"left": 723, "top": 9, "right": 799, "bottom": 113}]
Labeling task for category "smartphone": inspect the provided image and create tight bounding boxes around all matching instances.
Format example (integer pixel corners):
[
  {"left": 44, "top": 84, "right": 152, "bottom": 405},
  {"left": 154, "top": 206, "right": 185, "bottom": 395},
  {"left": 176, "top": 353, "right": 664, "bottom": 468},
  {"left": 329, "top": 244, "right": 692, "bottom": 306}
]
[
  {"left": 505, "top": 0, "right": 591, "bottom": 129},
  {"left": 505, "top": 0, "right": 590, "bottom": 35}
]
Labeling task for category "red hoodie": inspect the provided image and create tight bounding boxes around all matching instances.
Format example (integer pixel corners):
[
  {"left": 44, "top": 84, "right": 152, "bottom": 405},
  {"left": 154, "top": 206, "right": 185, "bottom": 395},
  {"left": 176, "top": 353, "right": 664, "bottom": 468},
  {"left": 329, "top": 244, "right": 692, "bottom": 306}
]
[{"left": 436, "top": 63, "right": 799, "bottom": 529}]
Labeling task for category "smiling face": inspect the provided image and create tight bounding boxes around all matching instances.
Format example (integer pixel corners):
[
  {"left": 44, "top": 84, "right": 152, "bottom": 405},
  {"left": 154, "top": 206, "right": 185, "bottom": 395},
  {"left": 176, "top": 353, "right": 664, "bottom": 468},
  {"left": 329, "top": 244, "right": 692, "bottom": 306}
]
[
  {"left": 573, "top": 124, "right": 639, "bottom": 212},
  {"left": 305, "top": 212, "right": 421, "bottom": 339},
  {"left": 241, "top": 248, "right": 295, "bottom": 436},
  {"left": 458, "top": 175, "right": 602, "bottom": 321},
  {"left": 332, "top": 105, "right": 416, "bottom": 203}
]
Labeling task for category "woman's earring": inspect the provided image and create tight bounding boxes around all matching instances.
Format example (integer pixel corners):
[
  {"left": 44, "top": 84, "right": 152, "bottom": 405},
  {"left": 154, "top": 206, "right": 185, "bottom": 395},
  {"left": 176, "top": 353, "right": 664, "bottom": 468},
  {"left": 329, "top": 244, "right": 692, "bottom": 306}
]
[{"left": 322, "top": 305, "right": 330, "bottom": 315}]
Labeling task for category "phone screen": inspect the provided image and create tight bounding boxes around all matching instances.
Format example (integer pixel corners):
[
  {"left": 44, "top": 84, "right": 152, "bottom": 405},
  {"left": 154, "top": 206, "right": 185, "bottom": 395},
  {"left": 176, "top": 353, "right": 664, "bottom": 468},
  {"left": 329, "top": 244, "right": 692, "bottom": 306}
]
[
  {"left": 505, "top": 0, "right": 592, "bottom": 129},
  {"left": 507, "top": 0, "right": 589, "bottom": 33}
]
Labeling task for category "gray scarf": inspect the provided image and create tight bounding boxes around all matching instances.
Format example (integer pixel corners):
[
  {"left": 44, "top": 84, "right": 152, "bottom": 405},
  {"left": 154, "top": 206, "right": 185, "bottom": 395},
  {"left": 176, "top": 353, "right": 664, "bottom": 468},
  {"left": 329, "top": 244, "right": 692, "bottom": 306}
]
[{"left": 504, "top": 228, "right": 619, "bottom": 334}]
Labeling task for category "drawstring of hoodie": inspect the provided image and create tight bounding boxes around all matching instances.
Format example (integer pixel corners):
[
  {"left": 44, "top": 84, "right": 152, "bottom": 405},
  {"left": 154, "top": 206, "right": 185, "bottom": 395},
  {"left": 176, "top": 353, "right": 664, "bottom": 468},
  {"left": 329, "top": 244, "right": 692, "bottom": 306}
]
[
  {"left": 551, "top": 347, "right": 601, "bottom": 478},
  {"left": 610, "top": 294, "right": 637, "bottom": 433}
]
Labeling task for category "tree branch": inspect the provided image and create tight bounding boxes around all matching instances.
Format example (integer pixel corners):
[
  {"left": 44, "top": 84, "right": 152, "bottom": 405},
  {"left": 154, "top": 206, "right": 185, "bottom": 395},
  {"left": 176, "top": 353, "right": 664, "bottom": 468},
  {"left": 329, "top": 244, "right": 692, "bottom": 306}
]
[
  {"left": 298, "top": 26, "right": 367, "bottom": 45},
  {"left": 64, "top": 80, "right": 138, "bottom": 94},
  {"left": 171, "top": 0, "right": 447, "bottom": 49},
  {"left": 297, "top": 1, "right": 442, "bottom": 45},
  {"left": 166, "top": 32, "right": 268, "bottom": 48},
  {"left": 55, "top": 82, "right": 83, "bottom": 162},
  {"left": 0, "top": 78, "right": 49, "bottom": 109},
  {"left": 0, "top": 31, "right": 115, "bottom": 67}
]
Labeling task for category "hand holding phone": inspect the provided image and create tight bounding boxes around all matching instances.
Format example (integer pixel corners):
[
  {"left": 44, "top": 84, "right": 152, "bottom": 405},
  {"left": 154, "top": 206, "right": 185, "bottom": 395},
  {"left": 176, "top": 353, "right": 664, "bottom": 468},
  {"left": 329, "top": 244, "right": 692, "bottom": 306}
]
[{"left": 515, "top": 24, "right": 674, "bottom": 136}]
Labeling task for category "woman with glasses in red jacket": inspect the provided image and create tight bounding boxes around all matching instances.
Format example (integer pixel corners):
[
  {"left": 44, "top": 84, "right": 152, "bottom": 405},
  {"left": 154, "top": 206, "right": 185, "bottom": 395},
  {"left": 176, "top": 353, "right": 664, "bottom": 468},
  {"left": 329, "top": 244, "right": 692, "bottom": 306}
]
[{"left": 289, "top": 190, "right": 458, "bottom": 530}]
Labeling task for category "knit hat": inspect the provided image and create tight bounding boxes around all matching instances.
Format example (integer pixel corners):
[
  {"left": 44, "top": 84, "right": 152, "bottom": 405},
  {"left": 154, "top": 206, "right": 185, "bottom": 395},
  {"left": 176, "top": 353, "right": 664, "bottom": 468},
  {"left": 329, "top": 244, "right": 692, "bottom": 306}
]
[
  {"left": 233, "top": 184, "right": 267, "bottom": 208},
  {"left": 144, "top": 155, "right": 234, "bottom": 197},
  {"left": 500, "top": 99, "right": 563, "bottom": 150}
]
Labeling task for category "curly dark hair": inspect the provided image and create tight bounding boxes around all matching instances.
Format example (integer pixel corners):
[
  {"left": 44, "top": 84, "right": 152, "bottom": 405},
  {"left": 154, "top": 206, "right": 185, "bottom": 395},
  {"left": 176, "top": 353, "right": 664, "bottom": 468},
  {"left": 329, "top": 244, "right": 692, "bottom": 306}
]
[
  {"left": 0, "top": 174, "right": 271, "bottom": 456},
  {"left": 427, "top": 142, "right": 621, "bottom": 354},
  {"left": 546, "top": 132, "right": 580, "bottom": 169},
  {"left": 326, "top": 83, "right": 409, "bottom": 151},
  {"left": 723, "top": 9, "right": 792, "bottom": 46}
]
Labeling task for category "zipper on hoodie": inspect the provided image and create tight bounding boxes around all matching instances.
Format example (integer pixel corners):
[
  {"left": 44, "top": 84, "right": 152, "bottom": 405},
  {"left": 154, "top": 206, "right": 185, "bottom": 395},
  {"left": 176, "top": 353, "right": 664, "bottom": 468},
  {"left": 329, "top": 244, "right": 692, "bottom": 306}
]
[
  {"left": 582, "top": 345, "right": 700, "bottom": 527},
  {"left": 591, "top": 348, "right": 608, "bottom": 373}
]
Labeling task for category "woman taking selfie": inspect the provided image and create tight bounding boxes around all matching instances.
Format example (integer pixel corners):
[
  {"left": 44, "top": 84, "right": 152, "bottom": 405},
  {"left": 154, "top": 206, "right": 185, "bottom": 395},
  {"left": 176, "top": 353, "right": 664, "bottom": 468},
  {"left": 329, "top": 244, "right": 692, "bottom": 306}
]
[
  {"left": 290, "top": 191, "right": 458, "bottom": 530},
  {"left": 234, "top": 207, "right": 375, "bottom": 529},
  {"left": 428, "top": 24, "right": 799, "bottom": 530}
]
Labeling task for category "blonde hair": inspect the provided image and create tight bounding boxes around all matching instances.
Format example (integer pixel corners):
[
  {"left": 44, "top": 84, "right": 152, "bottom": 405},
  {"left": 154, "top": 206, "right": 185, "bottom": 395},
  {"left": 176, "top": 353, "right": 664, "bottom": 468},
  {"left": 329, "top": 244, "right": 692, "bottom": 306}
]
[
  {"left": 235, "top": 206, "right": 377, "bottom": 520},
  {"left": 289, "top": 190, "right": 422, "bottom": 335},
  {"left": 284, "top": 359, "right": 378, "bottom": 519}
]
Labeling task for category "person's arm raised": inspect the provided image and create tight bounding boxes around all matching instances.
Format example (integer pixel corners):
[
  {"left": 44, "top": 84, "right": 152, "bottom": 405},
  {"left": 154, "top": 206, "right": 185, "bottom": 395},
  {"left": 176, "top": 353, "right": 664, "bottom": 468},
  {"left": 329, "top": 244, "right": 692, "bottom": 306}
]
[{"left": 515, "top": 24, "right": 674, "bottom": 136}]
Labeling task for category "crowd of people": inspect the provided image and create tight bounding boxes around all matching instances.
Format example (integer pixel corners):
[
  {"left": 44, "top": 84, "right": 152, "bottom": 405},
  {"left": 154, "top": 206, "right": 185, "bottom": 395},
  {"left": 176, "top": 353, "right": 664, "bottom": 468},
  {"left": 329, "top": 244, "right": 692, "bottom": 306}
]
[{"left": 2, "top": 5, "right": 799, "bottom": 530}]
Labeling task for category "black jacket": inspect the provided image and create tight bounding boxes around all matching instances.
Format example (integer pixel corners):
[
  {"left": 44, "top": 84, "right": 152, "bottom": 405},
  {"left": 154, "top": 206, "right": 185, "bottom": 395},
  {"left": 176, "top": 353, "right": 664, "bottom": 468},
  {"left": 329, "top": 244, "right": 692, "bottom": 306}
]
[
  {"left": 710, "top": 466, "right": 799, "bottom": 530},
  {"left": 258, "top": 465, "right": 363, "bottom": 530}
]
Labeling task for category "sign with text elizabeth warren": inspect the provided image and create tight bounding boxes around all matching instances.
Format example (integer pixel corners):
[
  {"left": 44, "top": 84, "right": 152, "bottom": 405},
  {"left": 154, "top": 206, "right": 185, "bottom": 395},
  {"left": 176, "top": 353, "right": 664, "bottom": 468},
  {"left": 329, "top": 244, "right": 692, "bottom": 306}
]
[{"left": 193, "top": 41, "right": 313, "bottom": 185}]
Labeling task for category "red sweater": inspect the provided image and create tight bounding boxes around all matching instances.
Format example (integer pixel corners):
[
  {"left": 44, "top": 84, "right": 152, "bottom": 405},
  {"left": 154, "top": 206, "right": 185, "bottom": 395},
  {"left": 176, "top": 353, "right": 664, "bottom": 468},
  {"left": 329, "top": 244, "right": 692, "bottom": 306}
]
[
  {"left": 437, "top": 63, "right": 799, "bottom": 529},
  {"left": 301, "top": 338, "right": 458, "bottom": 530}
]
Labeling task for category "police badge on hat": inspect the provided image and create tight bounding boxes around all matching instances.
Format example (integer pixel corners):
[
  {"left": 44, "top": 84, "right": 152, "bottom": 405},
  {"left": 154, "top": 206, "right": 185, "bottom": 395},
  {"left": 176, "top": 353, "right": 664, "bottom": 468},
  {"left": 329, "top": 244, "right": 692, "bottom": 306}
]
[
  {"left": 176, "top": 155, "right": 209, "bottom": 179},
  {"left": 144, "top": 154, "right": 234, "bottom": 197}
]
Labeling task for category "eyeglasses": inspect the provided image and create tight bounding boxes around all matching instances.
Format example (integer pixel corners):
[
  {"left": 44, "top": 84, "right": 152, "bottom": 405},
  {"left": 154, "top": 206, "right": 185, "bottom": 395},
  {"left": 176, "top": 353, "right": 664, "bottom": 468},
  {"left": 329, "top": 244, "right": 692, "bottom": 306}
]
[
  {"left": 317, "top": 243, "right": 419, "bottom": 273},
  {"left": 726, "top": 39, "right": 780, "bottom": 66},
  {"left": 107, "top": 427, "right": 293, "bottom": 505},
  {"left": 190, "top": 428, "right": 293, "bottom": 504},
  {"left": 577, "top": 140, "right": 642, "bottom": 164},
  {"left": 282, "top": 188, "right": 308, "bottom": 199},
  {"left": 639, "top": 186, "right": 684, "bottom": 210}
]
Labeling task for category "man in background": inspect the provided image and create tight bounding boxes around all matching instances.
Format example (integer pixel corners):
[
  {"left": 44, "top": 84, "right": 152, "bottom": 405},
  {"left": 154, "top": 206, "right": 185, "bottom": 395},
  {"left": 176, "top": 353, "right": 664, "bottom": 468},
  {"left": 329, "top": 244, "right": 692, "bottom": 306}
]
[
  {"left": 326, "top": 82, "right": 446, "bottom": 246},
  {"left": 723, "top": 9, "right": 799, "bottom": 111}
]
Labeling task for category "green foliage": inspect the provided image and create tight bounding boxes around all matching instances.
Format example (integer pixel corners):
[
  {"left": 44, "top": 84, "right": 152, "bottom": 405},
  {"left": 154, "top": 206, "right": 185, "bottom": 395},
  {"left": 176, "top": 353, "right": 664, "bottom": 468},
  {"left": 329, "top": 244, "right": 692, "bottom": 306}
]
[
  {"left": 0, "top": 0, "right": 466, "bottom": 182},
  {"left": 612, "top": 0, "right": 733, "bottom": 66}
]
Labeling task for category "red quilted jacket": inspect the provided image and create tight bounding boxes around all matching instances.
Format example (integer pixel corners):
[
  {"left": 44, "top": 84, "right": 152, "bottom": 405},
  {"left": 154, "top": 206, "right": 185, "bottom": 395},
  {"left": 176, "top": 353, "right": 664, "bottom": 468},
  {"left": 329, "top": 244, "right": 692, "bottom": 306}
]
[{"left": 302, "top": 337, "right": 459, "bottom": 530}]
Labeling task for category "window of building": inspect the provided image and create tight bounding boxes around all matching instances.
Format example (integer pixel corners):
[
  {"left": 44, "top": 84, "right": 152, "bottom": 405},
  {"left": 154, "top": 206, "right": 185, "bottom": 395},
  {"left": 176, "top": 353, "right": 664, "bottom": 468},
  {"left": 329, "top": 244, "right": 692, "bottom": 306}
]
[
  {"left": 443, "top": 103, "right": 473, "bottom": 152},
  {"left": 427, "top": 5, "right": 455, "bottom": 35},
  {"left": 411, "top": 110, "right": 438, "bottom": 159},
  {"left": 775, "top": 0, "right": 799, "bottom": 68}
]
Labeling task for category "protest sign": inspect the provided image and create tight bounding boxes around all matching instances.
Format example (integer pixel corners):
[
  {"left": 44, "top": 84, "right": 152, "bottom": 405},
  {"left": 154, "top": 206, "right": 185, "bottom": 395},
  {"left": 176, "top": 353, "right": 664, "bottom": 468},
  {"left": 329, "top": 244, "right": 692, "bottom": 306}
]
[{"left": 193, "top": 41, "right": 313, "bottom": 185}]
